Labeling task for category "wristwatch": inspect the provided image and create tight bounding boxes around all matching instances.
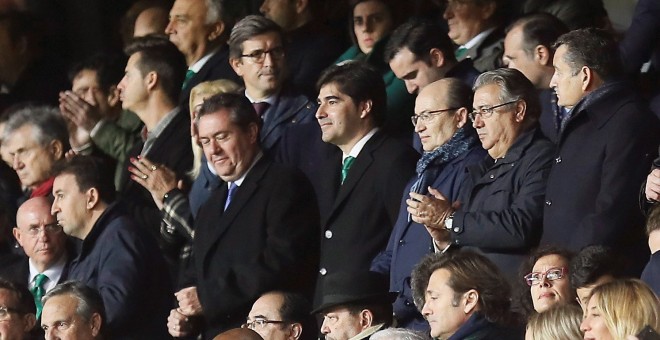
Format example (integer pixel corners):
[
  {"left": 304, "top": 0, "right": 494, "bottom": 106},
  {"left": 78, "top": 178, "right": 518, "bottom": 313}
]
[{"left": 444, "top": 211, "right": 456, "bottom": 230}]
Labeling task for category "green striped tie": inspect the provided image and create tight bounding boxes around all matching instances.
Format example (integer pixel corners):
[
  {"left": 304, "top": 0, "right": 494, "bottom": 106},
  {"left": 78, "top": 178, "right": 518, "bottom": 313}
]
[
  {"left": 31, "top": 273, "right": 47, "bottom": 319},
  {"left": 341, "top": 156, "right": 355, "bottom": 183},
  {"left": 182, "top": 69, "right": 196, "bottom": 89},
  {"left": 455, "top": 47, "right": 468, "bottom": 59}
]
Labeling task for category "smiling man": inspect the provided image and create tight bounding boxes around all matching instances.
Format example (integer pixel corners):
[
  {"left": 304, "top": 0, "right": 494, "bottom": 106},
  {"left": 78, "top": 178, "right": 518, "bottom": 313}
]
[{"left": 167, "top": 92, "right": 319, "bottom": 339}]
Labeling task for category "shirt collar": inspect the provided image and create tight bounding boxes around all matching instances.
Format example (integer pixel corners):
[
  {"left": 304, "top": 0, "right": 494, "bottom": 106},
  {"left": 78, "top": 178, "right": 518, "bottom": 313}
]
[
  {"left": 460, "top": 27, "right": 497, "bottom": 50},
  {"left": 245, "top": 90, "right": 278, "bottom": 106},
  {"left": 29, "top": 254, "right": 67, "bottom": 290},
  {"left": 141, "top": 106, "right": 180, "bottom": 156},
  {"left": 189, "top": 48, "right": 218, "bottom": 73},
  {"left": 343, "top": 128, "right": 379, "bottom": 161}
]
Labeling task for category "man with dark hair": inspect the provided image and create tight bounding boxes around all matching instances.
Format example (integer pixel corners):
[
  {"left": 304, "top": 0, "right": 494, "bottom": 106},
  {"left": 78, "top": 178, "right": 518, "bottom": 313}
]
[
  {"left": 410, "top": 251, "right": 520, "bottom": 339},
  {"left": 50, "top": 155, "right": 172, "bottom": 339},
  {"left": 165, "top": 0, "right": 242, "bottom": 108},
  {"left": 115, "top": 35, "right": 193, "bottom": 263},
  {"left": 41, "top": 281, "right": 105, "bottom": 340},
  {"left": 1, "top": 105, "right": 70, "bottom": 199},
  {"left": 386, "top": 18, "right": 480, "bottom": 96},
  {"left": 0, "top": 278, "right": 37, "bottom": 340},
  {"left": 58, "top": 53, "right": 143, "bottom": 189},
  {"left": 259, "top": 0, "right": 344, "bottom": 97},
  {"left": 503, "top": 13, "right": 569, "bottom": 143},
  {"left": 569, "top": 245, "right": 620, "bottom": 312},
  {"left": 642, "top": 205, "right": 660, "bottom": 295},
  {"left": 312, "top": 271, "right": 394, "bottom": 340},
  {"left": 314, "top": 61, "right": 417, "bottom": 297},
  {"left": 245, "top": 291, "right": 313, "bottom": 340},
  {"left": 522, "top": 0, "right": 611, "bottom": 31},
  {"left": 228, "top": 15, "right": 316, "bottom": 153},
  {"left": 542, "top": 28, "right": 659, "bottom": 276},
  {"left": 167, "top": 92, "right": 319, "bottom": 339}
]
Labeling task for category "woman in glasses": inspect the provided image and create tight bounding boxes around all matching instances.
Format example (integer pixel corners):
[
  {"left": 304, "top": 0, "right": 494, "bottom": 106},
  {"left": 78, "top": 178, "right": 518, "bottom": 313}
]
[
  {"left": 334, "top": 0, "right": 414, "bottom": 140},
  {"left": 407, "top": 68, "right": 554, "bottom": 281},
  {"left": 514, "top": 246, "right": 577, "bottom": 319}
]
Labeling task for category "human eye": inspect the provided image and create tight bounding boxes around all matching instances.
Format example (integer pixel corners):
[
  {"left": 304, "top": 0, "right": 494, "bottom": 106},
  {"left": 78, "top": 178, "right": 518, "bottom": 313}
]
[
  {"left": 56, "top": 321, "right": 70, "bottom": 330},
  {"left": 248, "top": 50, "right": 265, "bottom": 59},
  {"left": 0, "top": 308, "right": 8, "bottom": 318},
  {"left": 546, "top": 269, "right": 563, "bottom": 280},
  {"left": 354, "top": 17, "right": 364, "bottom": 26},
  {"left": 28, "top": 226, "right": 40, "bottom": 235},
  {"left": 200, "top": 138, "right": 210, "bottom": 146}
]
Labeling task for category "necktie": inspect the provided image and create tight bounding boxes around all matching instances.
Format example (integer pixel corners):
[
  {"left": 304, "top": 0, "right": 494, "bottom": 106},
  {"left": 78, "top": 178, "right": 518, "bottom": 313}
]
[
  {"left": 31, "top": 273, "right": 48, "bottom": 319},
  {"left": 224, "top": 182, "right": 238, "bottom": 211},
  {"left": 341, "top": 156, "right": 355, "bottom": 184},
  {"left": 455, "top": 47, "right": 468, "bottom": 59},
  {"left": 252, "top": 102, "right": 270, "bottom": 119},
  {"left": 182, "top": 69, "right": 196, "bottom": 89}
]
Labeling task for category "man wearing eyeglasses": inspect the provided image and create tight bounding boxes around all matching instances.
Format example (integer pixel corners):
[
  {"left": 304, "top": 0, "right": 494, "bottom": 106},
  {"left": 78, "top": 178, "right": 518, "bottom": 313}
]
[
  {"left": 0, "top": 278, "right": 37, "bottom": 340},
  {"left": 244, "top": 291, "right": 312, "bottom": 340},
  {"left": 0, "top": 197, "right": 70, "bottom": 323},
  {"left": 228, "top": 15, "right": 317, "bottom": 154}
]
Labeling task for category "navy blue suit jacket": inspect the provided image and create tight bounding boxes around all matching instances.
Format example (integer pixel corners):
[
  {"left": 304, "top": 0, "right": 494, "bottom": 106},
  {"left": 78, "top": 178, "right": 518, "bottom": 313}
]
[
  {"left": 68, "top": 203, "right": 172, "bottom": 340},
  {"left": 261, "top": 88, "right": 317, "bottom": 154},
  {"left": 371, "top": 145, "right": 485, "bottom": 331}
]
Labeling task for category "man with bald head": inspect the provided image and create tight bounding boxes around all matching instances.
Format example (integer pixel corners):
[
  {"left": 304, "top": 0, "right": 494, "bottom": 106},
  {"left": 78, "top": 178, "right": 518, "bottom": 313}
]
[
  {"left": 214, "top": 328, "right": 263, "bottom": 340},
  {"left": 371, "top": 78, "right": 485, "bottom": 331},
  {"left": 0, "top": 197, "right": 70, "bottom": 320}
]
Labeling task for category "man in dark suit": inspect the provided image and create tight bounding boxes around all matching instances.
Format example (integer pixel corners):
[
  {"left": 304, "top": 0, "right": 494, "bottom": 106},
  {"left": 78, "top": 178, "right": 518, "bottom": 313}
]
[
  {"left": 115, "top": 35, "right": 193, "bottom": 263},
  {"left": 542, "top": 28, "right": 659, "bottom": 276},
  {"left": 1, "top": 197, "right": 70, "bottom": 320},
  {"left": 165, "top": 0, "right": 243, "bottom": 111},
  {"left": 259, "top": 0, "right": 344, "bottom": 98},
  {"left": 166, "top": 93, "right": 319, "bottom": 339},
  {"left": 228, "top": 15, "right": 317, "bottom": 154},
  {"left": 314, "top": 62, "right": 417, "bottom": 298},
  {"left": 503, "top": 13, "right": 569, "bottom": 143},
  {"left": 50, "top": 155, "right": 172, "bottom": 340}
]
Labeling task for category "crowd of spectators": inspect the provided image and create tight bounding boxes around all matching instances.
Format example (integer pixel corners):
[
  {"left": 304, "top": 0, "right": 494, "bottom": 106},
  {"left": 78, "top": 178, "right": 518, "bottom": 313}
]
[{"left": 0, "top": 0, "right": 659, "bottom": 339}]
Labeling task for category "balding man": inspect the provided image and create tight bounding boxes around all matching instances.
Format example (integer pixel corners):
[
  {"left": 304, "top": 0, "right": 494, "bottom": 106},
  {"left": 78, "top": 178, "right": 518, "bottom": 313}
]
[
  {"left": 371, "top": 79, "right": 485, "bottom": 331},
  {"left": 214, "top": 328, "right": 263, "bottom": 340},
  {"left": 0, "top": 197, "right": 70, "bottom": 321}
]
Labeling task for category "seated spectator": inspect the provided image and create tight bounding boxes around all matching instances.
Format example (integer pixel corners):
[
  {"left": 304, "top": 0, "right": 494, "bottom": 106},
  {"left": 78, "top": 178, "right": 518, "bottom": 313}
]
[
  {"left": 642, "top": 205, "right": 660, "bottom": 295},
  {"left": 51, "top": 156, "right": 172, "bottom": 339},
  {"left": 370, "top": 78, "right": 485, "bottom": 331},
  {"left": 1, "top": 105, "right": 70, "bottom": 199},
  {"left": 581, "top": 279, "right": 660, "bottom": 339},
  {"left": 335, "top": 0, "right": 414, "bottom": 140},
  {"left": 41, "top": 281, "right": 105, "bottom": 340},
  {"left": 58, "top": 53, "right": 142, "bottom": 189},
  {"left": 570, "top": 245, "right": 621, "bottom": 312},
  {"left": 408, "top": 68, "right": 554, "bottom": 280},
  {"left": 522, "top": 0, "right": 612, "bottom": 31},
  {"left": 0, "top": 278, "right": 36, "bottom": 340},
  {"left": 312, "top": 271, "right": 395, "bottom": 340},
  {"left": 411, "top": 251, "right": 522, "bottom": 340},
  {"left": 515, "top": 246, "right": 576, "bottom": 318},
  {"left": 525, "top": 304, "right": 582, "bottom": 340},
  {"left": 244, "top": 291, "right": 314, "bottom": 340},
  {"left": 441, "top": 0, "right": 507, "bottom": 72},
  {"left": 132, "top": 1, "right": 169, "bottom": 37},
  {"left": 371, "top": 328, "right": 430, "bottom": 340}
]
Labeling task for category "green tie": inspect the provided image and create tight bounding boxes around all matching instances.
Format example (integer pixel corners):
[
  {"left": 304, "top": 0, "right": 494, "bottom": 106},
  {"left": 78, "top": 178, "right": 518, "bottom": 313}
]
[
  {"left": 31, "top": 273, "right": 48, "bottom": 319},
  {"left": 182, "top": 69, "right": 196, "bottom": 89},
  {"left": 455, "top": 47, "right": 468, "bottom": 59},
  {"left": 341, "top": 156, "right": 355, "bottom": 183}
]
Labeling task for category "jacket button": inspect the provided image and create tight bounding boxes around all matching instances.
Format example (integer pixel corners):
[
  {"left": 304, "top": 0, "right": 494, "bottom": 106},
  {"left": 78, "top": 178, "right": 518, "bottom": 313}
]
[
  {"left": 489, "top": 174, "right": 494, "bottom": 179},
  {"left": 453, "top": 227, "right": 460, "bottom": 233},
  {"left": 319, "top": 268, "right": 327, "bottom": 276},
  {"left": 325, "top": 230, "right": 333, "bottom": 239},
  {"left": 545, "top": 200, "right": 552, "bottom": 206},
  {"left": 555, "top": 156, "right": 562, "bottom": 164}
]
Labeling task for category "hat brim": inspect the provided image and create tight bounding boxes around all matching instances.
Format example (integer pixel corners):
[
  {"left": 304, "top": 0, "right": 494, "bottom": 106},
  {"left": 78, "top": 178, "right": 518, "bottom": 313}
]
[{"left": 311, "top": 292, "right": 397, "bottom": 315}]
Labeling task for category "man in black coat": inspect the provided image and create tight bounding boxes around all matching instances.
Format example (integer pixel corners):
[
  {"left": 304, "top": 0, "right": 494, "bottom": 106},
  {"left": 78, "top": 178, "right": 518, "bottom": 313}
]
[
  {"left": 167, "top": 93, "right": 320, "bottom": 339},
  {"left": 314, "top": 62, "right": 417, "bottom": 299},
  {"left": 51, "top": 156, "right": 172, "bottom": 340},
  {"left": 542, "top": 28, "right": 659, "bottom": 275}
]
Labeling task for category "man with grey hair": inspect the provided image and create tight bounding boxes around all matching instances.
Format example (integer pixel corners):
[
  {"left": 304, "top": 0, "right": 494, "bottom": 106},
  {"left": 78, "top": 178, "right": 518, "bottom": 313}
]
[
  {"left": 1, "top": 106, "right": 70, "bottom": 199},
  {"left": 228, "top": 15, "right": 316, "bottom": 153},
  {"left": 165, "top": 0, "right": 243, "bottom": 111},
  {"left": 41, "top": 281, "right": 105, "bottom": 340},
  {"left": 371, "top": 328, "right": 430, "bottom": 340}
]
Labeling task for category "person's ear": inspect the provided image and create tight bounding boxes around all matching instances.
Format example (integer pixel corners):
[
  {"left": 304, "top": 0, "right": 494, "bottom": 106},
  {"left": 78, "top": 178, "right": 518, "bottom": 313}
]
[
  {"left": 290, "top": 322, "right": 303, "bottom": 340},
  {"left": 230, "top": 57, "right": 244, "bottom": 76},
  {"left": 359, "top": 100, "right": 373, "bottom": 119},
  {"left": 360, "top": 309, "right": 374, "bottom": 329},
  {"left": 514, "top": 100, "right": 527, "bottom": 123},
  {"left": 208, "top": 21, "right": 225, "bottom": 41},
  {"left": 12, "top": 227, "right": 23, "bottom": 247},
  {"left": 455, "top": 107, "right": 468, "bottom": 128},
  {"left": 463, "top": 289, "right": 479, "bottom": 314},
  {"left": 580, "top": 66, "right": 592, "bottom": 92},
  {"left": 49, "top": 140, "right": 64, "bottom": 160},
  {"left": 22, "top": 313, "right": 36, "bottom": 332},
  {"left": 295, "top": 0, "right": 309, "bottom": 14},
  {"left": 535, "top": 45, "right": 551, "bottom": 66},
  {"left": 107, "top": 85, "right": 120, "bottom": 107},
  {"left": 89, "top": 312, "right": 102, "bottom": 336},
  {"left": 429, "top": 48, "right": 445, "bottom": 68},
  {"left": 145, "top": 71, "right": 158, "bottom": 92},
  {"left": 86, "top": 187, "right": 100, "bottom": 210}
]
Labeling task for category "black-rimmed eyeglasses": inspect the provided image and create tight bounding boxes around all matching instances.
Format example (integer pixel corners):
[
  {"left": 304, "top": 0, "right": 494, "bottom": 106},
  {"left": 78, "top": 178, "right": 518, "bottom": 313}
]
[
  {"left": 468, "top": 99, "right": 519, "bottom": 122},
  {"left": 411, "top": 108, "right": 459, "bottom": 126},
  {"left": 240, "top": 47, "right": 285, "bottom": 64}
]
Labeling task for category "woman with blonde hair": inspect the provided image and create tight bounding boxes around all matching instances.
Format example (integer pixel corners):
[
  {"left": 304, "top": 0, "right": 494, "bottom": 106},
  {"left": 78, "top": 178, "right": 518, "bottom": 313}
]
[
  {"left": 525, "top": 304, "right": 582, "bottom": 340},
  {"left": 581, "top": 279, "right": 660, "bottom": 340}
]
